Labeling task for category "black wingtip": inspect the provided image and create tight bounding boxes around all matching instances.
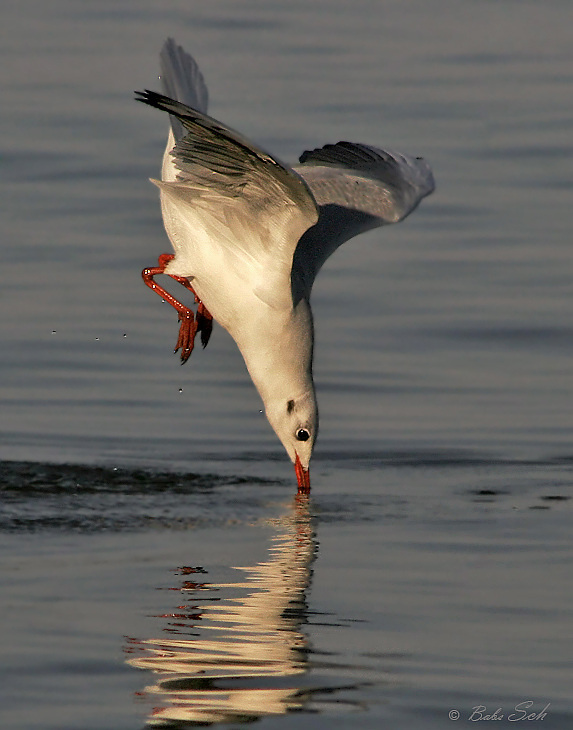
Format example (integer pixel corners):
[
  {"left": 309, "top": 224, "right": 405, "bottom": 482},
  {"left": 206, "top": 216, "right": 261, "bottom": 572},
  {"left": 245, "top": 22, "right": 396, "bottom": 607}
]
[
  {"left": 134, "top": 89, "right": 202, "bottom": 124},
  {"left": 299, "top": 142, "right": 354, "bottom": 165},
  {"left": 299, "top": 141, "right": 399, "bottom": 171},
  {"left": 134, "top": 89, "right": 163, "bottom": 107}
]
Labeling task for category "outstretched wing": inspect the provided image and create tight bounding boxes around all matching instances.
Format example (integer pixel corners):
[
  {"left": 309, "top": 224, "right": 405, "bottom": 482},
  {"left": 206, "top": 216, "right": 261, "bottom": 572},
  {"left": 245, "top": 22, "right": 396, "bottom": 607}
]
[
  {"left": 291, "top": 142, "right": 435, "bottom": 298},
  {"left": 136, "top": 90, "right": 319, "bottom": 308}
]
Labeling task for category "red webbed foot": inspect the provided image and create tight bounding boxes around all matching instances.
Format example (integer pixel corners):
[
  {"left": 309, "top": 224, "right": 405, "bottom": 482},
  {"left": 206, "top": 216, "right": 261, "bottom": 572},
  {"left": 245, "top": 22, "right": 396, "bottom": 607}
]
[{"left": 141, "top": 254, "right": 214, "bottom": 363}]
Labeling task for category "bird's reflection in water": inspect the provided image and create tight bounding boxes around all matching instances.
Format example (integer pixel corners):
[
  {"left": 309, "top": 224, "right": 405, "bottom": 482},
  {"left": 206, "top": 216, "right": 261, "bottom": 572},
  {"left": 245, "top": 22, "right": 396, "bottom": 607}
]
[{"left": 125, "top": 496, "right": 320, "bottom": 725}]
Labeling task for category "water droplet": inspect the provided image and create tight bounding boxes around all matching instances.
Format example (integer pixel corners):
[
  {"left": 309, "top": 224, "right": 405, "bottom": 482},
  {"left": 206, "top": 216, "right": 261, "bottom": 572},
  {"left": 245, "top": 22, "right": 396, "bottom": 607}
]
[
  {"left": 178, "top": 388, "right": 183, "bottom": 394},
  {"left": 95, "top": 337, "right": 100, "bottom": 341},
  {"left": 51, "top": 330, "right": 57, "bottom": 335},
  {"left": 123, "top": 333, "right": 127, "bottom": 338}
]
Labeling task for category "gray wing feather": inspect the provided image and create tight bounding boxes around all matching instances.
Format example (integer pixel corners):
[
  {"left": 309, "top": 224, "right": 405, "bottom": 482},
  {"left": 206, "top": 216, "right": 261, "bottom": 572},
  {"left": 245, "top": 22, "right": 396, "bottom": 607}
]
[
  {"left": 136, "top": 89, "right": 319, "bottom": 307},
  {"left": 297, "top": 141, "right": 434, "bottom": 224},
  {"left": 159, "top": 38, "right": 209, "bottom": 140},
  {"left": 291, "top": 141, "right": 435, "bottom": 298},
  {"left": 136, "top": 90, "right": 316, "bottom": 220}
]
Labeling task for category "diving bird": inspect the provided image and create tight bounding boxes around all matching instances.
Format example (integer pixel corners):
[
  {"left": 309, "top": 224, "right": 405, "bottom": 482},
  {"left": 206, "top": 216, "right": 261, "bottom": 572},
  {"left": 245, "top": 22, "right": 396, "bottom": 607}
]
[{"left": 136, "top": 38, "right": 435, "bottom": 494}]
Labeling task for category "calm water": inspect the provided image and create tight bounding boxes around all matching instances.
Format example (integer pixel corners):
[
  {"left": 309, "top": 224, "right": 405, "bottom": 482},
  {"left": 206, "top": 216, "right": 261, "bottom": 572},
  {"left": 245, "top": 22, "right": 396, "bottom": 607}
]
[{"left": 1, "top": 0, "right": 572, "bottom": 728}]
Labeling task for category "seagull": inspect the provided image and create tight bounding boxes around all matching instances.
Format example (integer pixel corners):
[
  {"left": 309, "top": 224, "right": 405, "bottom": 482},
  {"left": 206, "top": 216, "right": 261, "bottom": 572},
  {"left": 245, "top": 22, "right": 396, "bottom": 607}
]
[{"left": 136, "top": 38, "right": 435, "bottom": 494}]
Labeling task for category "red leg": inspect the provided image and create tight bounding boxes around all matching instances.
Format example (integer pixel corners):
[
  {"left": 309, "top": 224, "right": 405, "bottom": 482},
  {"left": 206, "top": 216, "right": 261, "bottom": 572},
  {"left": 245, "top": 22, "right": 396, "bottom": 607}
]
[
  {"left": 157, "top": 256, "right": 213, "bottom": 348},
  {"left": 142, "top": 254, "right": 213, "bottom": 364}
]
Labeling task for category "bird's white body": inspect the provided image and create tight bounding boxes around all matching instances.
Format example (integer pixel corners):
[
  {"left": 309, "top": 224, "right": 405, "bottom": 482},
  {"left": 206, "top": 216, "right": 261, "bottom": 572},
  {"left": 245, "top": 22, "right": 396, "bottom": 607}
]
[
  {"left": 157, "top": 160, "right": 317, "bottom": 467},
  {"left": 138, "top": 39, "right": 435, "bottom": 488}
]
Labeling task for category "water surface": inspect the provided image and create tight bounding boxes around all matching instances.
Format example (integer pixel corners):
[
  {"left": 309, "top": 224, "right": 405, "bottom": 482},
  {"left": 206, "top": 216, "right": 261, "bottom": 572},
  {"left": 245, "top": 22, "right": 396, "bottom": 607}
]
[{"left": 1, "top": 0, "right": 572, "bottom": 728}]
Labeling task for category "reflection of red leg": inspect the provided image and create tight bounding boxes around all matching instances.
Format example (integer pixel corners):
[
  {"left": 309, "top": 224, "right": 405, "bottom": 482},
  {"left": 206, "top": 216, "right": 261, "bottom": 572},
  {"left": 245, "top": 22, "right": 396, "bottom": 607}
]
[{"left": 142, "top": 254, "right": 213, "bottom": 364}]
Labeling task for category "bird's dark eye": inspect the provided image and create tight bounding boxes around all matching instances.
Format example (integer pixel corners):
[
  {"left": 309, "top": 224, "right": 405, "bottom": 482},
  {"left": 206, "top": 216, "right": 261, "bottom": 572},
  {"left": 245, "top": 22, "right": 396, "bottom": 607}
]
[{"left": 296, "top": 428, "right": 310, "bottom": 442}]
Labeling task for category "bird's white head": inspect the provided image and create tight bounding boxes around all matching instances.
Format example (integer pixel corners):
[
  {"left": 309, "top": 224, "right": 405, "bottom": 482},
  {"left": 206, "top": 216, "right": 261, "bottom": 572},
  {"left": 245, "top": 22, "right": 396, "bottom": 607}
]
[{"left": 264, "top": 389, "right": 318, "bottom": 494}]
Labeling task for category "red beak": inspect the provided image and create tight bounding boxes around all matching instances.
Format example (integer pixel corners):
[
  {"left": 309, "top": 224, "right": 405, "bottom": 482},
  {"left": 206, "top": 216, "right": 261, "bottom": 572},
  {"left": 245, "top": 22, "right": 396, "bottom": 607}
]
[{"left": 294, "top": 453, "right": 311, "bottom": 494}]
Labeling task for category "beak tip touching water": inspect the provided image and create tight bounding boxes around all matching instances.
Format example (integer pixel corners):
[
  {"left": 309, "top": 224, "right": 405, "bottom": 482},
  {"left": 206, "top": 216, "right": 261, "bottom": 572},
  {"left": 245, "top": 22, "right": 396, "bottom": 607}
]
[{"left": 294, "top": 453, "right": 311, "bottom": 495}]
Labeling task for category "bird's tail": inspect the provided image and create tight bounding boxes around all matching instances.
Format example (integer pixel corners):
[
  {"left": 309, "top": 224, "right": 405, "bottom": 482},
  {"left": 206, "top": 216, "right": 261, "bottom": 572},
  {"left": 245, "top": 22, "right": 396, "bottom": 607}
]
[{"left": 159, "top": 38, "right": 209, "bottom": 141}]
